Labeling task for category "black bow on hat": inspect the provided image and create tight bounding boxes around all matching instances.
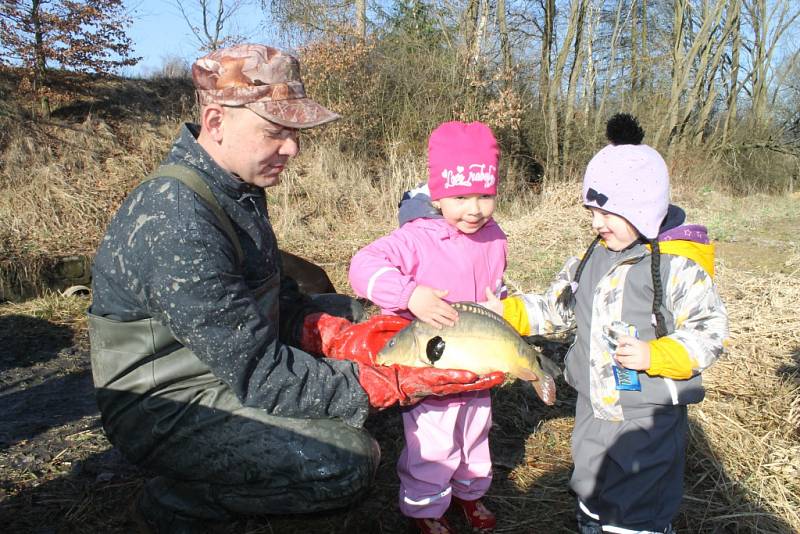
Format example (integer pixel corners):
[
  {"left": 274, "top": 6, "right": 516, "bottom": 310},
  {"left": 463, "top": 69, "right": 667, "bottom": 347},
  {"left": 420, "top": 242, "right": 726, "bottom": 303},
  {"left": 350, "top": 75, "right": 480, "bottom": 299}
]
[{"left": 586, "top": 187, "right": 608, "bottom": 207}]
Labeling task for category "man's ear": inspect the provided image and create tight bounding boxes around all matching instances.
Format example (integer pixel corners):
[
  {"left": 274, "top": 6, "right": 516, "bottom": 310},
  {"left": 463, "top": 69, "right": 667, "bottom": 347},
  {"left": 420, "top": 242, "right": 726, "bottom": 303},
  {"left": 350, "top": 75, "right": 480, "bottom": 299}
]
[{"left": 200, "top": 104, "right": 225, "bottom": 142}]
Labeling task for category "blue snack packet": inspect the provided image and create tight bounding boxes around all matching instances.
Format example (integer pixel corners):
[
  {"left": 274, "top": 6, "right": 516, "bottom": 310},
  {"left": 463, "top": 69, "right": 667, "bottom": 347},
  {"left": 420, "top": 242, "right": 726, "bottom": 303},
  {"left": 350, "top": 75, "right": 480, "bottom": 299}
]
[{"left": 602, "top": 321, "right": 642, "bottom": 392}]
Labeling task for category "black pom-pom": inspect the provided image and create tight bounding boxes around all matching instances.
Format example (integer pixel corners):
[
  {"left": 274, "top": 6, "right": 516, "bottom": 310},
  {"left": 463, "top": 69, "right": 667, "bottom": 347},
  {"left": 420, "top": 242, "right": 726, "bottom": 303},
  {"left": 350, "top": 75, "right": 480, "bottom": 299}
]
[{"left": 606, "top": 113, "right": 645, "bottom": 145}]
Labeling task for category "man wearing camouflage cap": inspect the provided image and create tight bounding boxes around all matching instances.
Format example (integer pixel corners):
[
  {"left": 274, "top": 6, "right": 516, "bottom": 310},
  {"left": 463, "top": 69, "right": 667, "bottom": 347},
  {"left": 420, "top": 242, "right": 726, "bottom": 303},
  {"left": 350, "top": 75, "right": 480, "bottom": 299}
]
[{"left": 88, "top": 44, "right": 502, "bottom": 532}]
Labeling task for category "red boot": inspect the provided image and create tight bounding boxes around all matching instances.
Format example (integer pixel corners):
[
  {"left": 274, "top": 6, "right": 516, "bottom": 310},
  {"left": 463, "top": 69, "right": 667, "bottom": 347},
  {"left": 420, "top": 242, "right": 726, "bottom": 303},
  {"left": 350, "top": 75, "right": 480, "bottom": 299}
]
[
  {"left": 451, "top": 496, "right": 496, "bottom": 532},
  {"left": 412, "top": 516, "right": 456, "bottom": 534}
]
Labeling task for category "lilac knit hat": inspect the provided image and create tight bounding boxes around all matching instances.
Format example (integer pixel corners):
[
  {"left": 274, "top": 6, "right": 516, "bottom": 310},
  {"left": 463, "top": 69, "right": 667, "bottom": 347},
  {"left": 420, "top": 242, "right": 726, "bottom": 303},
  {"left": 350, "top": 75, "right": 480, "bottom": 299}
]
[{"left": 582, "top": 114, "right": 669, "bottom": 239}]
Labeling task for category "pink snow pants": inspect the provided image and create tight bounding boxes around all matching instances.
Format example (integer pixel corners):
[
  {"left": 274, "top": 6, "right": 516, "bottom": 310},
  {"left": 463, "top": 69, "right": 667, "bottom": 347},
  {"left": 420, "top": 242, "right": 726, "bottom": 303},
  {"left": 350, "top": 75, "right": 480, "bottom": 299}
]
[{"left": 397, "top": 390, "right": 493, "bottom": 518}]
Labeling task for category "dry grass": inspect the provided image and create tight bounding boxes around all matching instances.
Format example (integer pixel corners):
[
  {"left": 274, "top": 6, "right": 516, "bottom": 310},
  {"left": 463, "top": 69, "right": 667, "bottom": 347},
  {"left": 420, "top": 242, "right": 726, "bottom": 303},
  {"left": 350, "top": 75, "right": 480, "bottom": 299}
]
[
  {"left": 266, "top": 154, "right": 800, "bottom": 532},
  {"left": 1, "top": 74, "right": 798, "bottom": 532},
  {"left": 0, "top": 70, "right": 189, "bottom": 299}
]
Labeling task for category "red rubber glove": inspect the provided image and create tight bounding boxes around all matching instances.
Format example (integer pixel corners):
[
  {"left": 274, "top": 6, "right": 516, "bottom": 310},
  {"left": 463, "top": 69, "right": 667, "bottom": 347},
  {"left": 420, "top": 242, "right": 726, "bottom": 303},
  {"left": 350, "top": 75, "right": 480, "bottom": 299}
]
[
  {"left": 358, "top": 365, "right": 506, "bottom": 409},
  {"left": 300, "top": 312, "right": 353, "bottom": 356},
  {"left": 301, "top": 313, "right": 411, "bottom": 362},
  {"left": 324, "top": 315, "right": 412, "bottom": 365}
]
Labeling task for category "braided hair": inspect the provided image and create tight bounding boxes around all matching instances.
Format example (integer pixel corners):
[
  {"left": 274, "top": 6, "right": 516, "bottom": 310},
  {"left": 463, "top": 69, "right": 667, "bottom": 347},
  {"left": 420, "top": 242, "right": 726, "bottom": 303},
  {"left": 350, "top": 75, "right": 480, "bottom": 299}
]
[
  {"left": 557, "top": 235, "right": 669, "bottom": 337},
  {"left": 556, "top": 235, "right": 602, "bottom": 310},
  {"left": 649, "top": 238, "right": 669, "bottom": 337}
]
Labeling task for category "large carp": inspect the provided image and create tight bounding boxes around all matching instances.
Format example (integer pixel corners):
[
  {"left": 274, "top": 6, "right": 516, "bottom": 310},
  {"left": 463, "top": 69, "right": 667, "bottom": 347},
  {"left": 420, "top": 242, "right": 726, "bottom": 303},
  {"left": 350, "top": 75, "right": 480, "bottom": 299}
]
[{"left": 376, "top": 302, "right": 560, "bottom": 405}]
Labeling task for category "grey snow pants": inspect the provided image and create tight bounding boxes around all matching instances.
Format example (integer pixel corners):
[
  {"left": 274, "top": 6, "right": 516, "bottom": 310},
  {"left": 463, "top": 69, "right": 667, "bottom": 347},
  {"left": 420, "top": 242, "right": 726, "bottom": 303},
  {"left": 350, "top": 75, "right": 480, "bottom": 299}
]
[{"left": 570, "top": 396, "right": 688, "bottom": 533}]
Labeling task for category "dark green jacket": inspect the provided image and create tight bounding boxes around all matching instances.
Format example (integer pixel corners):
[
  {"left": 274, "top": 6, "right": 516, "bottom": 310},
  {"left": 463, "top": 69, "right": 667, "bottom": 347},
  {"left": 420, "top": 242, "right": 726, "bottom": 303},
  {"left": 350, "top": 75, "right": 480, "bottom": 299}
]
[{"left": 90, "top": 124, "right": 369, "bottom": 428}]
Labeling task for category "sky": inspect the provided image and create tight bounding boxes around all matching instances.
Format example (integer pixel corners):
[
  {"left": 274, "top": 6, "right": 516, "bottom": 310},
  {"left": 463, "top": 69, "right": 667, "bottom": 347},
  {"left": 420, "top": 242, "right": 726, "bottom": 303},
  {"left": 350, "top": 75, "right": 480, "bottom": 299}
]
[{"left": 123, "top": 1, "right": 276, "bottom": 77}]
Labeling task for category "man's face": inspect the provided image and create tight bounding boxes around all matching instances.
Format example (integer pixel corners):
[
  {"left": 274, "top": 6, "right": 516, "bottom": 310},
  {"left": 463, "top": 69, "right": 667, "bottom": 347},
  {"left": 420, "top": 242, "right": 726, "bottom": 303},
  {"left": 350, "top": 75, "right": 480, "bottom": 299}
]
[{"left": 218, "top": 106, "right": 300, "bottom": 188}]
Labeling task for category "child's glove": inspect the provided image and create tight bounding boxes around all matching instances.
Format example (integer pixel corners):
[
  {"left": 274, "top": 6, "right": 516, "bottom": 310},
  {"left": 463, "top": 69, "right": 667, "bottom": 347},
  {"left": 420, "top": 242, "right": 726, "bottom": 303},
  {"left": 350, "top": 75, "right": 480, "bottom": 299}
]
[{"left": 301, "top": 313, "right": 505, "bottom": 409}]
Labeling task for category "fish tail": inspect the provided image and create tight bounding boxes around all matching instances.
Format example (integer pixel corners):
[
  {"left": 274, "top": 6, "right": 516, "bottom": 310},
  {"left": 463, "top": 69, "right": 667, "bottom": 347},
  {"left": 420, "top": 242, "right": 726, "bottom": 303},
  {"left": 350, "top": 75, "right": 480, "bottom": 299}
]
[
  {"left": 531, "top": 373, "right": 557, "bottom": 406},
  {"left": 524, "top": 342, "right": 562, "bottom": 378},
  {"left": 538, "top": 353, "right": 562, "bottom": 378}
]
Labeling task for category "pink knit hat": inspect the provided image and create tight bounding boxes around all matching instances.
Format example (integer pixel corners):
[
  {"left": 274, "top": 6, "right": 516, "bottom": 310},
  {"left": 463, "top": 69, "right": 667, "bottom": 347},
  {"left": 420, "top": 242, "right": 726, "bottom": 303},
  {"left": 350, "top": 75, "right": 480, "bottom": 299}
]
[
  {"left": 427, "top": 121, "right": 499, "bottom": 201},
  {"left": 583, "top": 115, "right": 669, "bottom": 239}
]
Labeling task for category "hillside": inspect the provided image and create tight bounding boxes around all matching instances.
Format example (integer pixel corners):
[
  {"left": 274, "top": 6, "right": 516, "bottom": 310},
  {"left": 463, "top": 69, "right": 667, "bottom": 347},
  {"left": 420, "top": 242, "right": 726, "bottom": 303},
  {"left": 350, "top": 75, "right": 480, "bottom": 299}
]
[{"left": 0, "top": 68, "right": 194, "bottom": 300}]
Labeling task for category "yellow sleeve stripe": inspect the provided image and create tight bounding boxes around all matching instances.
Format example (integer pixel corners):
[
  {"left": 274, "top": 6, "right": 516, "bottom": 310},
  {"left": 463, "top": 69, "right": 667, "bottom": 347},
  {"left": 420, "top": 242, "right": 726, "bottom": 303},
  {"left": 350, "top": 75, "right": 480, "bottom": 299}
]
[
  {"left": 502, "top": 296, "right": 531, "bottom": 336},
  {"left": 646, "top": 337, "right": 695, "bottom": 379}
]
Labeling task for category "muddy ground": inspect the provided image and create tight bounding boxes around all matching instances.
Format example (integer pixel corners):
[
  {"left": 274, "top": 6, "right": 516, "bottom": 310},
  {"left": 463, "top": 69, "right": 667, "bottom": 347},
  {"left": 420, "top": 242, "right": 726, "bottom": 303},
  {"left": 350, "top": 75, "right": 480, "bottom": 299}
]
[{"left": 0, "top": 304, "right": 576, "bottom": 533}]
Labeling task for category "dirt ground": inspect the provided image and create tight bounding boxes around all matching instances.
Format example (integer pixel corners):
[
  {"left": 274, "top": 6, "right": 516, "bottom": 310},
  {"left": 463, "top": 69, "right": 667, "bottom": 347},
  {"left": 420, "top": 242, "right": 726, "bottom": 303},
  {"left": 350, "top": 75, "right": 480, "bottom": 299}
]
[
  {"left": 1, "top": 203, "right": 798, "bottom": 533},
  {"left": 0, "top": 307, "right": 576, "bottom": 533}
]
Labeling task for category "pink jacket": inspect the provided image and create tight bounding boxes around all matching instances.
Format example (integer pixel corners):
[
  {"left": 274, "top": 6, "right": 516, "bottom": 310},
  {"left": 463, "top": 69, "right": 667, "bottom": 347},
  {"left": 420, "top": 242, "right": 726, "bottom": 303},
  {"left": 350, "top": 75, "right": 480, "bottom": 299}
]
[{"left": 349, "top": 217, "right": 508, "bottom": 317}]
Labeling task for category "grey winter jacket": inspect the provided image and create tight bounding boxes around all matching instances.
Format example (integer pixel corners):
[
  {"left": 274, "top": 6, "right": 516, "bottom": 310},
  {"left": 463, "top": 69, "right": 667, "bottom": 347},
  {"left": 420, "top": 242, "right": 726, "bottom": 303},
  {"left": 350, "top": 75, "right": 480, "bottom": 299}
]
[{"left": 510, "top": 230, "right": 728, "bottom": 421}]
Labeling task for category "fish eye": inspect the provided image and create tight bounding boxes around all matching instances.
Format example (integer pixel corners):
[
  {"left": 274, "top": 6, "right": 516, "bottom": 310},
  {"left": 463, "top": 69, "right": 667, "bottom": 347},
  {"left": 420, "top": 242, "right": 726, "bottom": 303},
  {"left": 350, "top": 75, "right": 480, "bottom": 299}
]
[
  {"left": 426, "top": 336, "right": 445, "bottom": 363},
  {"left": 387, "top": 339, "right": 396, "bottom": 348}
]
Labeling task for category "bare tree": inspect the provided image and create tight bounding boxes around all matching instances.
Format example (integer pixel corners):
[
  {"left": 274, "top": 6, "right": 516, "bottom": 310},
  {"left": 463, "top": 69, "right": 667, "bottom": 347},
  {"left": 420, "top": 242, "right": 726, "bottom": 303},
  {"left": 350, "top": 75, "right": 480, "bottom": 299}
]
[
  {"left": 541, "top": 0, "right": 585, "bottom": 181},
  {"left": 720, "top": 0, "right": 742, "bottom": 145},
  {"left": 462, "top": 0, "right": 480, "bottom": 69},
  {"left": 592, "top": 0, "right": 632, "bottom": 137},
  {"left": 173, "top": 0, "right": 255, "bottom": 51},
  {"left": 743, "top": 0, "right": 800, "bottom": 125},
  {"left": 265, "top": 0, "right": 364, "bottom": 42},
  {"left": 563, "top": 0, "right": 589, "bottom": 163},
  {"left": 539, "top": 0, "right": 554, "bottom": 110},
  {"left": 497, "top": 0, "right": 512, "bottom": 81},
  {"left": 654, "top": 0, "right": 727, "bottom": 148}
]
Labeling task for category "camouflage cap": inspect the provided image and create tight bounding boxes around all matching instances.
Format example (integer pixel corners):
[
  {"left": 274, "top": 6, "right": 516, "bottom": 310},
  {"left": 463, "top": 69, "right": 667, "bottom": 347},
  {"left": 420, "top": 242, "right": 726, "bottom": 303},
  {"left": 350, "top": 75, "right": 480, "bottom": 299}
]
[{"left": 192, "top": 44, "right": 340, "bottom": 129}]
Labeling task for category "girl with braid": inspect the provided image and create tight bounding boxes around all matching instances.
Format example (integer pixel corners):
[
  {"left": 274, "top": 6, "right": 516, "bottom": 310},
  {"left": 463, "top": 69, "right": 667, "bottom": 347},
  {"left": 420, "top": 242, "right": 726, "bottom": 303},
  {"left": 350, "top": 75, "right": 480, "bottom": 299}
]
[{"left": 484, "top": 114, "right": 728, "bottom": 534}]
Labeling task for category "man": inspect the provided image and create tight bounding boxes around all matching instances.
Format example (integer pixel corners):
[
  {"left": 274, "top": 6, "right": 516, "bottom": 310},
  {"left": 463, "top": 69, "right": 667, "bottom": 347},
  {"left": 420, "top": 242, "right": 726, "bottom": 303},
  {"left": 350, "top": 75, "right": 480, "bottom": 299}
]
[{"left": 88, "top": 44, "right": 502, "bottom": 532}]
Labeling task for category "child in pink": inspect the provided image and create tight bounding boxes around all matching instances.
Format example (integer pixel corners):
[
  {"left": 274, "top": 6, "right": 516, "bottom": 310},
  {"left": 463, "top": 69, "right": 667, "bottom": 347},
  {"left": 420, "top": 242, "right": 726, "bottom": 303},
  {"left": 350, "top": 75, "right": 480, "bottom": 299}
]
[{"left": 349, "top": 121, "right": 507, "bottom": 533}]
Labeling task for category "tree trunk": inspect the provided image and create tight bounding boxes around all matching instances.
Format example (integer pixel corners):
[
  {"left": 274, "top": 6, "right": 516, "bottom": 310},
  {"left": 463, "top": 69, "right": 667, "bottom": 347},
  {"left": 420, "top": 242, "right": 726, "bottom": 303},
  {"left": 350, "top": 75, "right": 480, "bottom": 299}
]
[
  {"left": 721, "top": 0, "right": 741, "bottom": 145},
  {"left": 653, "top": 0, "right": 687, "bottom": 148},
  {"left": 544, "top": 0, "right": 581, "bottom": 181},
  {"left": 687, "top": 3, "right": 740, "bottom": 146},
  {"left": 463, "top": 0, "right": 479, "bottom": 66},
  {"left": 355, "top": 0, "right": 366, "bottom": 41},
  {"left": 593, "top": 0, "right": 628, "bottom": 136},
  {"left": 472, "top": 0, "right": 489, "bottom": 67},
  {"left": 630, "top": 0, "right": 638, "bottom": 96},
  {"left": 539, "top": 0, "right": 555, "bottom": 109},
  {"left": 583, "top": 0, "right": 598, "bottom": 131},
  {"left": 563, "top": 0, "right": 588, "bottom": 167},
  {"left": 30, "top": 0, "right": 49, "bottom": 118},
  {"left": 497, "top": 0, "right": 511, "bottom": 85},
  {"left": 657, "top": 0, "right": 728, "bottom": 154},
  {"left": 745, "top": 0, "right": 800, "bottom": 127}
]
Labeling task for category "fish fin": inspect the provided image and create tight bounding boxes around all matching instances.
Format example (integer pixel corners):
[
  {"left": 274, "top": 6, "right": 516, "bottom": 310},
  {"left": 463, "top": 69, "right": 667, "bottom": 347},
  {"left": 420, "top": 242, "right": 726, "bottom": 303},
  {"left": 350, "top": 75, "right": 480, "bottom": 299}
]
[
  {"left": 538, "top": 353, "right": 562, "bottom": 378},
  {"left": 514, "top": 367, "right": 540, "bottom": 381},
  {"left": 453, "top": 301, "right": 507, "bottom": 325},
  {"left": 530, "top": 374, "right": 557, "bottom": 406}
]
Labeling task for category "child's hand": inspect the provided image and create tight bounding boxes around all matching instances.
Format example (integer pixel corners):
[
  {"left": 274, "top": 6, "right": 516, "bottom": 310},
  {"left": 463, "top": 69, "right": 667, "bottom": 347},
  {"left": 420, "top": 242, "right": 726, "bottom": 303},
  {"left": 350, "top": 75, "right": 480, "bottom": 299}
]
[
  {"left": 408, "top": 285, "right": 458, "bottom": 329},
  {"left": 481, "top": 286, "right": 504, "bottom": 316},
  {"left": 614, "top": 336, "right": 651, "bottom": 370}
]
